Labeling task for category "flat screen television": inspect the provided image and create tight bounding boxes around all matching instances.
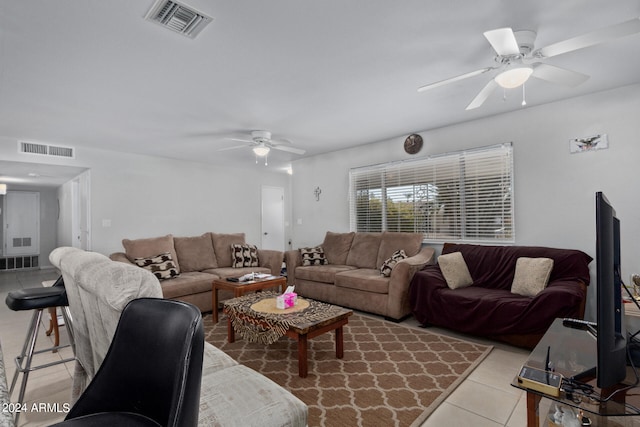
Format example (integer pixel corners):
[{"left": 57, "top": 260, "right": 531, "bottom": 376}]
[{"left": 595, "top": 191, "right": 627, "bottom": 389}]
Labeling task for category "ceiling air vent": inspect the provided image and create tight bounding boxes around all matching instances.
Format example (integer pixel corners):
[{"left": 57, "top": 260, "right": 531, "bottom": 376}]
[
  {"left": 145, "top": 0, "right": 212, "bottom": 39},
  {"left": 19, "top": 141, "right": 75, "bottom": 159}
]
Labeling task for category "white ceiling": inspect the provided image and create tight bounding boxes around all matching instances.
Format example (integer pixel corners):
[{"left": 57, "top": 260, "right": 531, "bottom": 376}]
[{"left": 1, "top": 0, "right": 639, "bottom": 178}]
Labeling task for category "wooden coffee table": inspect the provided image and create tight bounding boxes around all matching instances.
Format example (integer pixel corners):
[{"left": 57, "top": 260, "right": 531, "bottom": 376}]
[
  {"left": 224, "top": 294, "right": 353, "bottom": 378},
  {"left": 211, "top": 275, "right": 286, "bottom": 323}
]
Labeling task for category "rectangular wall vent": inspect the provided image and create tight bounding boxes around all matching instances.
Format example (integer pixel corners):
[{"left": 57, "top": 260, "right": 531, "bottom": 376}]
[
  {"left": 19, "top": 141, "right": 75, "bottom": 158},
  {"left": 0, "top": 256, "right": 39, "bottom": 271},
  {"left": 145, "top": 0, "right": 212, "bottom": 38}
]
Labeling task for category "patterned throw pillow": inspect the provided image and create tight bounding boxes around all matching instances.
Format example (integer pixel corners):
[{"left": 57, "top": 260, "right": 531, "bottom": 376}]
[
  {"left": 300, "top": 246, "right": 328, "bottom": 266},
  {"left": 380, "top": 249, "right": 407, "bottom": 277},
  {"left": 133, "top": 252, "right": 180, "bottom": 280},
  {"left": 231, "top": 244, "right": 259, "bottom": 268}
]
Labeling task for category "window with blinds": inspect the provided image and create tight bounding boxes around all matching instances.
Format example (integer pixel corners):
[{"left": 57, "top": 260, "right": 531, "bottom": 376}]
[{"left": 349, "top": 143, "right": 514, "bottom": 243}]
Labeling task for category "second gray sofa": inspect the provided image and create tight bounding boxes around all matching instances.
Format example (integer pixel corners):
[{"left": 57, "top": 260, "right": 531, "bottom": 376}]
[{"left": 285, "top": 231, "right": 435, "bottom": 320}]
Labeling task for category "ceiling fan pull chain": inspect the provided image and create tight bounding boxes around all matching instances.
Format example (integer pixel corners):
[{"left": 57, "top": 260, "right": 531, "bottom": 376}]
[
  {"left": 502, "top": 87, "right": 507, "bottom": 102},
  {"left": 522, "top": 83, "right": 527, "bottom": 106}
]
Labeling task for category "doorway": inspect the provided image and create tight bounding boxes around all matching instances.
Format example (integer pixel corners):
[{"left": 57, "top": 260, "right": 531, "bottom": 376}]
[
  {"left": 3, "top": 191, "right": 40, "bottom": 256},
  {"left": 261, "top": 186, "right": 285, "bottom": 251}
]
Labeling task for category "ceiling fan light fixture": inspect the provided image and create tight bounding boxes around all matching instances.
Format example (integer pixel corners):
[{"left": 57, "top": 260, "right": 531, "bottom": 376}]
[
  {"left": 253, "top": 144, "right": 270, "bottom": 157},
  {"left": 494, "top": 66, "right": 533, "bottom": 89}
]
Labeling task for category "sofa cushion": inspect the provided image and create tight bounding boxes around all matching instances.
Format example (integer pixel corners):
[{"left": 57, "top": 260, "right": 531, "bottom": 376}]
[
  {"left": 211, "top": 233, "right": 245, "bottom": 268},
  {"left": 232, "top": 244, "right": 259, "bottom": 268},
  {"left": 133, "top": 252, "right": 180, "bottom": 280},
  {"left": 295, "top": 265, "right": 357, "bottom": 284},
  {"left": 511, "top": 257, "right": 554, "bottom": 297},
  {"left": 123, "top": 234, "right": 180, "bottom": 273},
  {"left": 300, "top": 246, "right": 328, "bottom": 266},
  {"left": 174, "top": 233, "right": 218, "bottom": 272},
  {"left": 376, "top": 232, "right": 423, "bottom": 268},
  {"left": 438, "top": 252, "right": 473, "bottom": 289},
  {"left": 321, "top": 232, "right": 355, "bottom": 265},
  {"left": 345, "top": 232, "right": 382, "bottom": 269},
  {"left": 380, "top": 249, "right": 407, "bottom": 277},
  {"left": 335, "top": 269, "right": 390, "bottom": 294},
  {"left": 160, "top": 271, "right": 218, "bottom": 299}
]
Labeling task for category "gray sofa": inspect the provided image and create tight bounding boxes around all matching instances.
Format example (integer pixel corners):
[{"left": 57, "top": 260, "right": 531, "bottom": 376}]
[
  {"left": 50, "top": 247, "right": 307, "bottom": 427},
  {"left": 110, "top": 232, "right": 283, "bottom": 312},
  {"left": 284, "top": 231, "right": 435, "bottom": 320}
]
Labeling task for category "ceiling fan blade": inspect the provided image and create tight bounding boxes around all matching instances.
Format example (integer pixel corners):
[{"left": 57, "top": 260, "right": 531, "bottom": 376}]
[
  {"left": 272, "top": 145, "right": 306, "bottom": 155},
  {"left": 269, "top": 137, "right": 293, "bottom": 145},
  {"left": 225, "top": 137, "right": 254, "bottom": 143},
  {"left": 531, "top": 63, "right": 589, "bottom": 87},
  {"left": 217, "top": 145, "right": 248, "bottom": 152},
  {"left": 535, "top": 17, "right": 640, "bottom": 58},
  {"left": 465, "top": 79, "right": 499, "bottom": 110},
  {"left": 484, "top": 28, "right": 520, "bottom": 56},
  {"left": 417, "top": 67, "right": 493, "bottom": 92}
]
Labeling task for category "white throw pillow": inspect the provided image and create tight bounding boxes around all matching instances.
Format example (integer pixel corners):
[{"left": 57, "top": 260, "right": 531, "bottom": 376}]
[
  {"left": 511, "top": 257, "right": 554, "bottom": 297},
  {"left": 438, "top": 252, "right": 473, "bottom": 289}
]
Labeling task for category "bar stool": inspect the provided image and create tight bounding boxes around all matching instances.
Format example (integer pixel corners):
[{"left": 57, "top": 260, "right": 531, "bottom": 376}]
[{"left": 5, "top": 277, "right": 75, "bottom": 425}]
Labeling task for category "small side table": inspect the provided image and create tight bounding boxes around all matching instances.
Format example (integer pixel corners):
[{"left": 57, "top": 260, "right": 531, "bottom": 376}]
[
  {"left": 42, "top": 280, "right": 62, "bottom": 351},
  {"left": 211, "top": 276, "right": 286, "bottom": 323}
]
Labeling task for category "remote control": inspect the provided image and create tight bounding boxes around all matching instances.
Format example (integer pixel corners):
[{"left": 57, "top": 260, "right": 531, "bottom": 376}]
[{"left": 562, "top": 318, "right": 597, "bottom": 328}]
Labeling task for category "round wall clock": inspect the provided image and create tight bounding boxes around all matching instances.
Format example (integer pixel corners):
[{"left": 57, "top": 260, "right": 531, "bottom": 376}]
[{"left": 404, "top": 134, "right": 423, "bottom": 154}]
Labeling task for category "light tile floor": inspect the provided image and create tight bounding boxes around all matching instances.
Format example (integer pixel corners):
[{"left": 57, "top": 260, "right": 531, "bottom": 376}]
[{"left": 2, "top": 269, "right": 635, "bottom": 427}]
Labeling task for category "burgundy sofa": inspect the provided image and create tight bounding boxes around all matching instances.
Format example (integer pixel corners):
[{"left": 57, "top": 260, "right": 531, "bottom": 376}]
[{"left": 409, "top": 243, "right": 592, "bottom": 348}]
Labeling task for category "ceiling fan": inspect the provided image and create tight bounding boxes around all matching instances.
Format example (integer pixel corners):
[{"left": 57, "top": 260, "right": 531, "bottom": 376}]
[
  {"left": 417, "top": 17, "right": 640, "bottom": 110},
  {"left": 218, "top": 130, "right": 306, "bottom": 164}
]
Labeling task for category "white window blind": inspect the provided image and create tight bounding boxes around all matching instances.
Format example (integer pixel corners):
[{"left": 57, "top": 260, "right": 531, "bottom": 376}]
[{"left": 349, "top": 143, "right": 514, "bottom": 243}]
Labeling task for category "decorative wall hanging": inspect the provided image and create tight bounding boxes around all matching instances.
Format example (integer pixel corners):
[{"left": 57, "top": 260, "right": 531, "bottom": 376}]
[
  {"left": 570, "top": 133, "right": 608, "bottom": 154},
  {"left": 404, "top": 134, "right": 423, "bottom": 155},
  {"left": 314, "top": 187, "right": 322, "bottom": 201}
]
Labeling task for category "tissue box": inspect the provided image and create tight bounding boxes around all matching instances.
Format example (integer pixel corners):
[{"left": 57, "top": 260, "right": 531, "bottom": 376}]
[{"left": 276, "top": 292, "right": 297, "bottom": 309}]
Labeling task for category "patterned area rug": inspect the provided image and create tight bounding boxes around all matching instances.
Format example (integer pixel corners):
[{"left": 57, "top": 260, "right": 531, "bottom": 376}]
[{"left": 204, "top": 312, "right": 492, "bottom": 427}]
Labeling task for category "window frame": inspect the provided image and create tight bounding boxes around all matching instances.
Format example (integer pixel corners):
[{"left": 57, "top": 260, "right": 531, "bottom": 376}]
[{"left": 348, "top": 143, "right": 515, "bottom": 243}]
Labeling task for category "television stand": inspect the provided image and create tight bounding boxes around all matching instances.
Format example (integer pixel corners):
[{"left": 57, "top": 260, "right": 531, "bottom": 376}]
[{"left": 512, "top": 318, "right": 640, "bottom": 427}]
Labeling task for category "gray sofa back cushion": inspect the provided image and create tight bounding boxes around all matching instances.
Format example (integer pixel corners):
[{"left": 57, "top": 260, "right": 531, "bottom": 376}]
[
  {"left": 175, "top": 233, "right": 218, "bottom": 272},
  {"left": 345, "top": 232, "right": 382, "bottom": 269},
  {"left": 211, "top": 233, "right": 245, "bottom": 268},
  {"left": 376, "top": 232, "right": 424, "bottom": 268},
  {"left": 123, "top": 234, "right": 181, "bottom": 273},
  {"left": 321, "top": 232, "right": 355, "bottom": 265}
]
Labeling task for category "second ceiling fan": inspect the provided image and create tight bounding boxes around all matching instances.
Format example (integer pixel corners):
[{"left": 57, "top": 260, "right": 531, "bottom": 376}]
[
  {"left": 417, "top": 17, "right": 640, "bottom": 110},
  {"left": 219, "top": 130, "right": 306, "bottom": 165}
]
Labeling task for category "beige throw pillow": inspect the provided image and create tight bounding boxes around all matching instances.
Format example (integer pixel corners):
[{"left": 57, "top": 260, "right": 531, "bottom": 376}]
[
  {"left": 438, "top": 252, "right": 473, "bottom": 289},
  {"left": 511, "top": 257, "right": 554, "bottom": 297}
]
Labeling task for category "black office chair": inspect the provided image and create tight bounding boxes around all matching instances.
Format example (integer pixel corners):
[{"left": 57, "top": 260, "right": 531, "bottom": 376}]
[
  {"left": 6, "top": 275, "right": 75, "bottom": 425},
  {"left": 50, "top": 298, "right": 204, "bottom": 427}
]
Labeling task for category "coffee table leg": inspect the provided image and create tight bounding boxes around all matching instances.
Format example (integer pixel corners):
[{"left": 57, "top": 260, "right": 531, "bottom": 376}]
[
  {"left": 227, "top": 316, "right": 235, "bottom": 343},
  {"left": 212, "top": 287, "right": 219, "bottom": 323},
  {"left": 298, "top": 334, "right": 308, "bottom": 378},
  {"left": 335, "top": 326, "right": 344, "bottom": 359}
]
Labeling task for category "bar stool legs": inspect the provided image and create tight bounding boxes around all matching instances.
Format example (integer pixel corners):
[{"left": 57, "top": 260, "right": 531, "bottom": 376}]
[{"left": 8, "top": 307, "right": 75, "bottom": 425}]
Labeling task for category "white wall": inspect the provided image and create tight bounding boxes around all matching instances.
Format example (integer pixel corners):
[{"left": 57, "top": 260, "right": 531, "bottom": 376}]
[
  {"left": 0, "top": 142, "right": 292, "bottom": 258},
  {"left": 290, "top": 83, "right": 640, "bottom": 320}
]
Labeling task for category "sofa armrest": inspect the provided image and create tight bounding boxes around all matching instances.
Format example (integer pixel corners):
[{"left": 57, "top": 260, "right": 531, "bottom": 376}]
[
  {"left": 257, "top": 249, "right": 284, "bottom": 276},
  {"left": 386, "top": 246, "right": 436, "bottom": 320},
  {"left": 109, "top": 252, "right": 134, "bottom": 265},
  {"left": 534, "top": 279, "right": 589, "bottom": 320},
  {"left": 284, "top": 250, "right": 302, "bottom": 286}
]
